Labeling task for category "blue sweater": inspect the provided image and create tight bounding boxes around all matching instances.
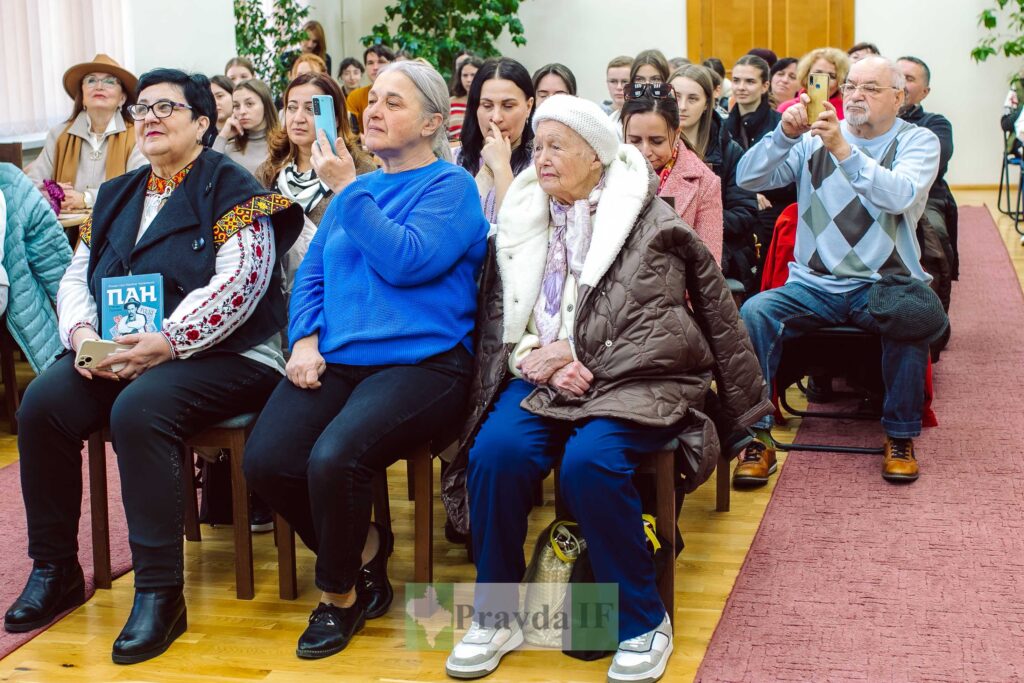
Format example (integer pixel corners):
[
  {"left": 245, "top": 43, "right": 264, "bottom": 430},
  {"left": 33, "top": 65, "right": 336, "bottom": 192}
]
[{"left": 289, "top": 159, "right": 488, "bottom": 365}]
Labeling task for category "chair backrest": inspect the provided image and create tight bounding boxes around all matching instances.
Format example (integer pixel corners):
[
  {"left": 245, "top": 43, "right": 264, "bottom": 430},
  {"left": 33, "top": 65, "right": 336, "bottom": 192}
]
[{"left": 0, "top": 143, "right": 23, "bottom": 169}]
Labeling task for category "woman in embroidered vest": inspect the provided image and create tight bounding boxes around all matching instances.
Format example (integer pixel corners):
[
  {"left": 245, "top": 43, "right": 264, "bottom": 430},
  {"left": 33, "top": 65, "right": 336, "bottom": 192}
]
[
  {"left": 440, "top": 95, "right": 771, "bottom": 683},
  {"left": 621, "top": 82, "right": 724, "bottom": 263},
  {"left": 213, "top": 78, "right": 279, "bottom": 176},
  {"left": 3, "top": 69, "right": 303, "bottom": 664},
  {"left": 244, "top": 61, "right": 488, "bottom": 660},
  {"left": 454, "top": 58, "right": 535, "bottom": 224},
  {"left": 25, "top": 54, "right": 146, "bottom": 212}
]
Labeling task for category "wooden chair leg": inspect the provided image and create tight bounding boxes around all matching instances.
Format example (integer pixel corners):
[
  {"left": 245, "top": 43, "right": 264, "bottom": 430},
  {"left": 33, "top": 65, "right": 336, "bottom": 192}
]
[
  {"left": 181, "top": 447, "right": 201, "bottom": 542},
  {"left": 87, "top": 432, "right": 111, "bottom": 589},
  {"left": 275, "top": 513, "right": 297, "bottom": 600},
  {"left": 654, "top": 450, "right": 675, "bottom": 617},
  {"left": 406, "top": 458, "right": 416, "bottom": 501},
  {"left": 412, "top": 444, "right": 433, "bottom": 584},
  {"left": 716, "top": 452, "right": 730, "bottom": 512},
  {"left": 228, "top": 430, "right": 254, "bottom": 599}
]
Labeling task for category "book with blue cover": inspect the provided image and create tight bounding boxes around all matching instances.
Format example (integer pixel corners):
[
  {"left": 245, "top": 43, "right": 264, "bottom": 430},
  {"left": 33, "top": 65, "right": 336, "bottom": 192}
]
[{"left": 100, "top": 274, "right": 164, "bottom": 340}]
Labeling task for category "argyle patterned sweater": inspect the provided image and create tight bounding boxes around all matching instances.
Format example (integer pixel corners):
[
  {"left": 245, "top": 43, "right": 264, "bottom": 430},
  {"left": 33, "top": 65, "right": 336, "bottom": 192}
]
[{"left": 736, "top": 119, "right": 940, "bottom": 293}]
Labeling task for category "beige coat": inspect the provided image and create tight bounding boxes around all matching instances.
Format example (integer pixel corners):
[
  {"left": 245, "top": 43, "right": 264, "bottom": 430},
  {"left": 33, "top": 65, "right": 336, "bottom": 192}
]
[
  {"left": 441, "top": 143, "right": 772, "bottom": 533},
  {"left": 25, "top": 111, "right": 146, "bottom": 203}
]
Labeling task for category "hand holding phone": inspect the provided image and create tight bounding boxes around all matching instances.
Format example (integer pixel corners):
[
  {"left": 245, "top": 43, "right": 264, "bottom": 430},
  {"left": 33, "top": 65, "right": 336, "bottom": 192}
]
[
  {"left": 806, "top": 72, "right": 830, "bottom": 123},
  {"left": 75, "top": 339, "right": 130, "bottom": 372},
  {"left": 312, "top": 95, "right": 338, "bottom": 154}
]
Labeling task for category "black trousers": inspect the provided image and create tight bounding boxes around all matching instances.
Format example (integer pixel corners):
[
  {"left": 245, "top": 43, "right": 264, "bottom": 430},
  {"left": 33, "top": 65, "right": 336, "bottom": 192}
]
[
  {"left": 17, "top": 351, "right": 280, "bottom": 588},
  {"left": 243, "top": 345, "right": 471, "bottom": 594}
]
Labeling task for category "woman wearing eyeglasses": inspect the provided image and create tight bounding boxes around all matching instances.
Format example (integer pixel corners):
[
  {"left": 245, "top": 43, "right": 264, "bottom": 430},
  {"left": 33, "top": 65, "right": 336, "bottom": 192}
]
[
  {"left": 4, "top": 68, "right": 303, "bottom": 665},
  {"left": 25, "top": 54, "right": 146, "bottom": 212},
  {"left": 670, "top": 64, "right": 761, "bottom": 292},
  {"left": 621, "top": 82, "right": 723, "bottom": 263},
  {"left": 776, "top": 47, "right": 850, "bottom": 120}
]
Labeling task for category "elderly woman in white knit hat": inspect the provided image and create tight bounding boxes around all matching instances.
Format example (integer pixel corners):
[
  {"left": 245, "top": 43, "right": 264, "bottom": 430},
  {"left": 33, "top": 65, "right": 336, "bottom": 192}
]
[{"left": 443, "top": 96, "right": 771, "bottom": 682}]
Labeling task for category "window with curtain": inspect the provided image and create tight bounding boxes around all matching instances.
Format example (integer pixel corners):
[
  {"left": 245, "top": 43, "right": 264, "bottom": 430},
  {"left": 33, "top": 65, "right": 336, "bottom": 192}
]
[{"left": 0, "top": 0, "right": 133, "bottom": 138}]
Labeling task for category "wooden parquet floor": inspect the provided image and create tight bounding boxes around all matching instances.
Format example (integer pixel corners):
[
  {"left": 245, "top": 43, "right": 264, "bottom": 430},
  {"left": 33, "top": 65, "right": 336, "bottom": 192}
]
[{"left": 0, "top": 191, "right": 1018, "bottom": 682}]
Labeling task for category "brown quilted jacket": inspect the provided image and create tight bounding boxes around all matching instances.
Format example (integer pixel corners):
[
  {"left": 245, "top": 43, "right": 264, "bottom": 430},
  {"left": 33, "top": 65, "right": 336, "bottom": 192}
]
[{"left": 440, "top": 144, "right": 772, "bottom": 534}]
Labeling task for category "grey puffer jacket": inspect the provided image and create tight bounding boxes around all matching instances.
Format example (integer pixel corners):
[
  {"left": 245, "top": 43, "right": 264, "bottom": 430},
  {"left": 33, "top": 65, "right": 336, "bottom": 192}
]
[{"left": 441, "top": 144, "right": 772, "bottom": 534}]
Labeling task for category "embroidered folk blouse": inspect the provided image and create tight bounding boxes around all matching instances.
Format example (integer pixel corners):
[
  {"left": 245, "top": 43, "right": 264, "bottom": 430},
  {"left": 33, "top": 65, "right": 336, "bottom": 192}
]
[{"left": 57, "top": 163, "right": 284, "bottom": 372}]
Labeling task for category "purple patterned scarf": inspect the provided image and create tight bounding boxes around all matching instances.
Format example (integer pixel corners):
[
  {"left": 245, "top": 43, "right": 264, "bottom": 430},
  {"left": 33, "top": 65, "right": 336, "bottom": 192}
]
[{"left": 532, "top": 176, "right": 605, "bottom": 345}]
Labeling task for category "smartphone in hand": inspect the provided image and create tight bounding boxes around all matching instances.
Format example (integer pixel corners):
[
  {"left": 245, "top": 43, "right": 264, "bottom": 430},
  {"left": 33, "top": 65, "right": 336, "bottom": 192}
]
[
  {"left": 312, "top": 95, "right": 338, "bottom": 154},
  {"left": 807, "top": 72, "right": 830, "bottom": 122}
]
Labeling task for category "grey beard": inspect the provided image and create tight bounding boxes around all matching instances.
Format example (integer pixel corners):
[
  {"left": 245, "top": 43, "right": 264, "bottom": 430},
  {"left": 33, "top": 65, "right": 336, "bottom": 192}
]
[{"left": 845, "top": 109, "right": 869, "bottom": 126}]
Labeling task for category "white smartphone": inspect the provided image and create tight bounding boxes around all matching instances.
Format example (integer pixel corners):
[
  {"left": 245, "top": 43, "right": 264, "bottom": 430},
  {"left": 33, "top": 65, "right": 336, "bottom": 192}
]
[{"left": 75, "top": 339, "right": 130, "bottom": 371}]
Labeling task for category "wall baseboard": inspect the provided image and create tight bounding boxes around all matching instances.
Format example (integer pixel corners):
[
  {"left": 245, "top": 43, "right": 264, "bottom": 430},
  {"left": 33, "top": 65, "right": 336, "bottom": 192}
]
[{"left": 950, "top": 184, "right": 999, "bottom": 191}]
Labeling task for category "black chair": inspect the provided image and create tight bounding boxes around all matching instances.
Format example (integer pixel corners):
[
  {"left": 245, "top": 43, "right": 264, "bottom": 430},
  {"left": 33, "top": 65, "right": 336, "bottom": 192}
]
[{"left": 771, "top": 325, "right": 884, "bottom": 455}]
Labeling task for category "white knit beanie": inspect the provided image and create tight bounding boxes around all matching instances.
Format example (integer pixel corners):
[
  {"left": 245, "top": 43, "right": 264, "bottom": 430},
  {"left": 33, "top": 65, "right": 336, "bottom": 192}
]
[{"left": 532, "top": 94, "right": 619, "bottom": 166}]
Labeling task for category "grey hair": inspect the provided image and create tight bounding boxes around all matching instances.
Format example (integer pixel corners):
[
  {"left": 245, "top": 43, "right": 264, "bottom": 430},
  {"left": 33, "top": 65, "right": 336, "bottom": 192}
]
[
  {"left": 378, "top": 61, "right": 452, "bottom": 162},
  {"left": 856, "top": 55, "right": 906, "bottom": 90}
]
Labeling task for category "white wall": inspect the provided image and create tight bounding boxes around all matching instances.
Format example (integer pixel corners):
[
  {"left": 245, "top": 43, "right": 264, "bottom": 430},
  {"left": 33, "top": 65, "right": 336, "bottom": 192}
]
[
  {"left": 856, "top": 0, "right": 1015, "bottom": 185},
  {"left": 126, "top": 0, "right": 236, "bottom": 76},
  {"left": 310, "top": 0, "right": 1009, "bottom": 185}
]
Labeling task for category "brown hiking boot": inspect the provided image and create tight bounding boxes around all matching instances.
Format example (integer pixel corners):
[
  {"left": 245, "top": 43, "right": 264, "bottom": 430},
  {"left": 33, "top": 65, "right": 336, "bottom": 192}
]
[
  {"left": 882, "top": 437, "right": 919, "bottom": 483},
  {"left": 732, "top": 440, "right": 777, "bottom": 488}
]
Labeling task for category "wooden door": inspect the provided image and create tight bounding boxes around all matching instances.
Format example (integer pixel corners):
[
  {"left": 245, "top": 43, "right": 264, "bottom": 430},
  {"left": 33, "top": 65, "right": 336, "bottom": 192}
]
[{"left": 687, "top": 0, "right": 856, "bottom": 70}]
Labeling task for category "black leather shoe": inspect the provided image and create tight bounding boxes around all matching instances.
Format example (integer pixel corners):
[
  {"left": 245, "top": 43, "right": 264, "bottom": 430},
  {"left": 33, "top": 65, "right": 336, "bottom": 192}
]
[
  {"left": 359, "top": 521, "right": 394, "bottom": 619},
  {"left": 111, "top": 587, "right": 187, "bottom": 665},
  {"left": 4, "top": 560, "right": 85, "bottom": 633},
  {"left": 296, "top": 602, "right": 366, "bottom": 659}
]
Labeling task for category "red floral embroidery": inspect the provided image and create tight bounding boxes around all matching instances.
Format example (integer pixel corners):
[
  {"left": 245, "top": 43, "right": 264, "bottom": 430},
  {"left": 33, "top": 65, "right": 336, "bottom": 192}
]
[
  {"left": 232, "top": 295, "right": 244, "bottom": 307},
  {"left": 208, "top": 314, "right": 222, "bottom": 326},
  {"left": 186, "top": 329, "right": 201, "bottom": 340}
]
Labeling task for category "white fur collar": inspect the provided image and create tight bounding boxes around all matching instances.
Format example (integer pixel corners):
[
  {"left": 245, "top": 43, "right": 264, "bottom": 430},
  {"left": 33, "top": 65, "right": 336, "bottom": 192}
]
[{"left": 495, "top": 144, "right": 651, "bottom": 344}]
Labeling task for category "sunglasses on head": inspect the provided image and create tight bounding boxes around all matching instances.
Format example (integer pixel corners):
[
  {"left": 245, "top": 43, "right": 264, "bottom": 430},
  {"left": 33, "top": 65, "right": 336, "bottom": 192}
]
[{"left": 624, "top": 82, "right": 675, "bottom": 100}]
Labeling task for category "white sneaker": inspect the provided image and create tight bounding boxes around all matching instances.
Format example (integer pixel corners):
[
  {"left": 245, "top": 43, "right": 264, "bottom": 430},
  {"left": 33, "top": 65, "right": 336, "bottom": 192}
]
[
  {"left": 445, "top": 620, "right": 523, "bottom": 679},
  {"left": 606, "top": 613, "right": 673, "bottom": 683}
]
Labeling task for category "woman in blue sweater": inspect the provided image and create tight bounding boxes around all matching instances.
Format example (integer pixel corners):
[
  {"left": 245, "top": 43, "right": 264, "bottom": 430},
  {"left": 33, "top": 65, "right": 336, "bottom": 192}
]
[{"left": 244, "top": 61, "right": 488, "bottom": 659}]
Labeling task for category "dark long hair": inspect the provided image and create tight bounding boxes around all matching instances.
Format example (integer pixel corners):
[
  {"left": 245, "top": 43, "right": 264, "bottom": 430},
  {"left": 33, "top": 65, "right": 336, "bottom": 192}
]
[
  {"left": 458, "top": 57, "right": 535, "bottom": 177},
  {"left": 532, "top": 63, "right": 578, "bottom": 96},
  {"left": 733, "top": 54, "right": 771, "bottom": 105},
  {"left": 451, "top": 56, "right": 484, "bottom": 98},
  {"left": 620, "top": 94, "right": 699, "bottom": 158},
  {"left": 256, "top": 72, "right": 369, "bottom": 188}
]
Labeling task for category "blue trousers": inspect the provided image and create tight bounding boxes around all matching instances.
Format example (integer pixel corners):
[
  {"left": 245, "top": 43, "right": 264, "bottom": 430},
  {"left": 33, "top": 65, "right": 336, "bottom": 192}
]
[
  {"left": 468, "top": 379, "right": 679, "bottom": 641},
  {"left": 740, "top": 281, "right": 929, "bottom": 438}
]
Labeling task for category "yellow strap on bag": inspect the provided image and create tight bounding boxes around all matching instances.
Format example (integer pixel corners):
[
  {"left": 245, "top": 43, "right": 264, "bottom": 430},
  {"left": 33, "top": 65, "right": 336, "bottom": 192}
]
[
  {"left": 642, "top": 514, "right": 661, "bottom": 552},
  {"left": 549, "top": 520, "right": 582, "bottom": 564}
]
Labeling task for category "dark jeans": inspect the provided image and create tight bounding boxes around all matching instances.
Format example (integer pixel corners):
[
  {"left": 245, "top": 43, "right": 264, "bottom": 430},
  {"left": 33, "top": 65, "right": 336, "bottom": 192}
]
[
  {"left": 740, "top": 281, "right": 930, "bottom": 438},
  {"left": 243, "top": 345, "right": 472, "bottom": 594},
  {"left": 17, "top": 351, "right": 280, "bottom": 588}
]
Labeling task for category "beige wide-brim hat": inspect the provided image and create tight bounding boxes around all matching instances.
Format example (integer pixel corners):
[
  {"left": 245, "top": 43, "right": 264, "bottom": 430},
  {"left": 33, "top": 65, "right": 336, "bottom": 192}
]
[{"left": 62, "top": 53, "right": 138, "bottom": 99}]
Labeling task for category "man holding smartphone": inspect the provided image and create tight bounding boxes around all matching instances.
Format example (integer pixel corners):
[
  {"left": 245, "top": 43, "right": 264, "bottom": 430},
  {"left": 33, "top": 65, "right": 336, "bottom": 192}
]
[{"left": 733, "top": 56, "right": 942, "bottom": 485}]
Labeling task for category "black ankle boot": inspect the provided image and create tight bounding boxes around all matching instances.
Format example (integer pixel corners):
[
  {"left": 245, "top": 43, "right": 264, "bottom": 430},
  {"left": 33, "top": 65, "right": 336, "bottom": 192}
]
[
  {"left": 359, "top": 521, "right": 394, "bottom": 619},
  {"left": 111, "top": 586, "right": 187, "bottom": 664},
  {"left": 297, "top": 601, "right": 366, "bottom": 659},
  {"left": 4, "top": 560, "right": 85, "bottom": 633}
]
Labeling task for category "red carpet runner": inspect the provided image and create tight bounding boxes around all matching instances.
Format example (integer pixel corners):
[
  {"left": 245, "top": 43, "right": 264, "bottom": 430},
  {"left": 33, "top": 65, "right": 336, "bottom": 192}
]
[
  {"left": 696, "top": 207, "right": 1024, "bottom": 682},
  {"left": 0, "top": 446, "right": 131, "bottom": 659}
]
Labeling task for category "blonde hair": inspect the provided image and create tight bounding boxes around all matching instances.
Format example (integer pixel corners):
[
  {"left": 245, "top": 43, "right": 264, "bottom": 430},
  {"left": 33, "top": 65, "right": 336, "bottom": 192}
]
[
  {"left": 796, "top": 47, "right": 851, "bottom": 90},
  {"left": 289, "top": 53, "right": 327, "bottom": 80}
]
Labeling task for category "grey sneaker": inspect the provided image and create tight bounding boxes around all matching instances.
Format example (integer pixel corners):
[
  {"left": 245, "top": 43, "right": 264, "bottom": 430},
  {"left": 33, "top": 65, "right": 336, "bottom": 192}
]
[
  {"left": 606, "top": 613, "right": 673, "bottom": 683},
  {"left": 445, "top": 620, "right": 523, "bottom": 679}
]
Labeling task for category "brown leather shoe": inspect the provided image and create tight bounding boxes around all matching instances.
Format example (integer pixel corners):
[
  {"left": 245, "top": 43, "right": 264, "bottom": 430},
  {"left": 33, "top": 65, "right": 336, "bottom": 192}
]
[
  {"left": 732, "top": 440, "right": 777, "bottom": 488},
  {"left": 882, "top": 437, "right": 919, "bottom": 483}
]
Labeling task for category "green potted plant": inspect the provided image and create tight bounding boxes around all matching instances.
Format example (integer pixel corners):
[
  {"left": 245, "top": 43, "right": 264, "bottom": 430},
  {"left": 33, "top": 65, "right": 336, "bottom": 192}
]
[
  {"left": 362, "top": 0, "right": 528, "bottom": 80},
  {"left": 233, "top": 0, "right": 310, "bottom": 93}
]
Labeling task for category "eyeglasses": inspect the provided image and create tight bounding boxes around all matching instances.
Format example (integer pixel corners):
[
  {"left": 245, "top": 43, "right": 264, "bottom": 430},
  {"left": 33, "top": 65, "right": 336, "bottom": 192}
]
[
  {"left": 840, "top": 82, "right": 901, "bottom": 97},
  {"left": 84, "top": 75, "right": 119, "bottom": 89},
  {"left": 624, "top": 82, "right": 676, "bottom": 100},
  {"left": 127, "top": 100, "right": 194, "bottom": 121}
]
